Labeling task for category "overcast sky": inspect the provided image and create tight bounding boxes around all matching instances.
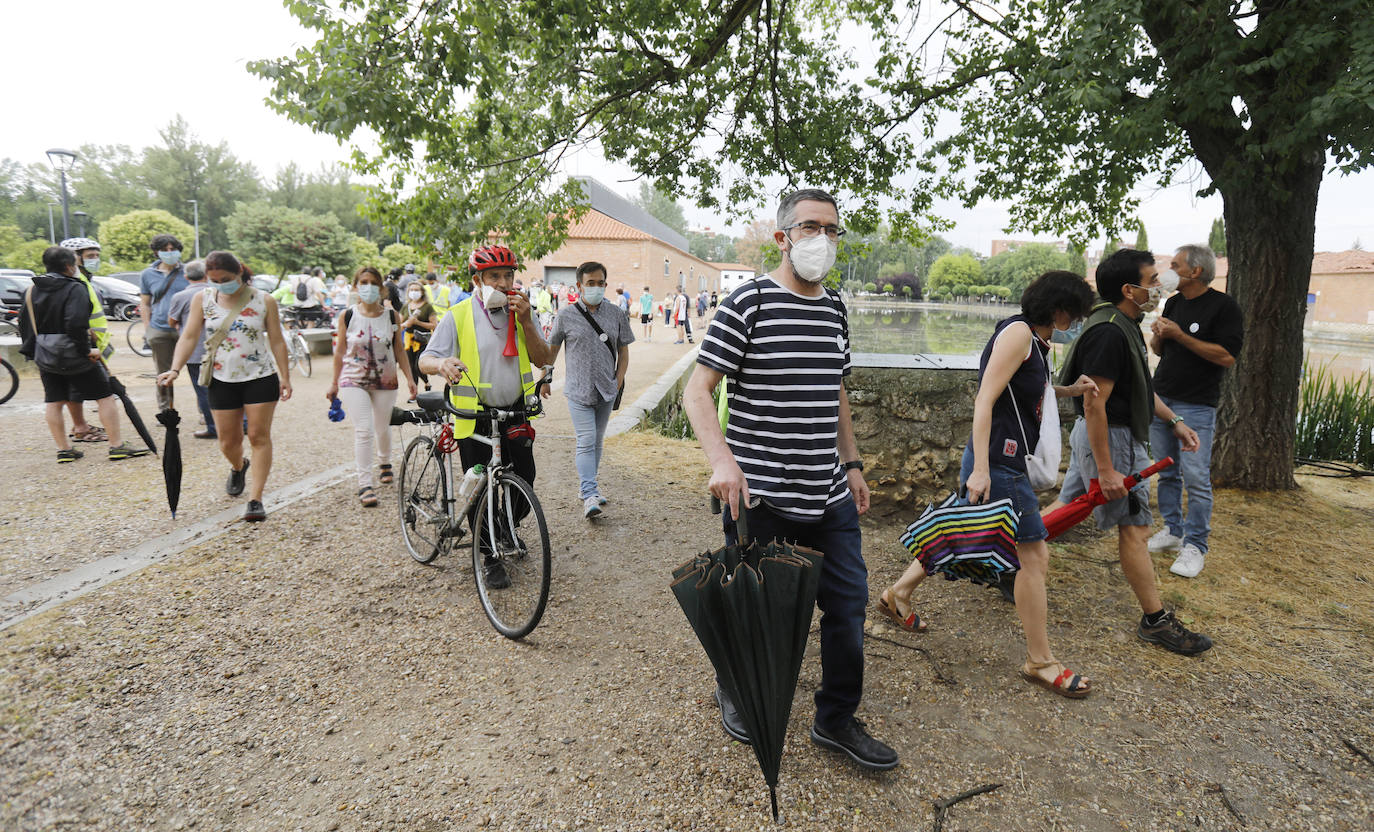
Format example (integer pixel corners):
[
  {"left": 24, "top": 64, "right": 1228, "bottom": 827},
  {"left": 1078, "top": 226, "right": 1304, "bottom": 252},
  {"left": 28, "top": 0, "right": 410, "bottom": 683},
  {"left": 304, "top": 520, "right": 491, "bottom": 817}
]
[{"left": 5, "top": 0, "right": 1369, "bottom": 256}]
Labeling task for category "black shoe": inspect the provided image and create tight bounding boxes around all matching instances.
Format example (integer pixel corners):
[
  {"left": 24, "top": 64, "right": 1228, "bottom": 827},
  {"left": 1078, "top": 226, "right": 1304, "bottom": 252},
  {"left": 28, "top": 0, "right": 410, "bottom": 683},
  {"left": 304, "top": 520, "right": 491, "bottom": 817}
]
[
  {"left": 243, "top": 499, "right": 266, "bottom": 522},
  {"left": 715, "top": 686, "right": 752, "bottom": 745},
  {"left": 57, "top": 448, "right": 84, "bottom": 463},
  {"left": 226, "top": 459, "right": 250, "bottom": 496},
  {"left": 482, "top": 556, "right": 511, "bottom": 590},
  {"left": 810, "top": 718, "right": 899, "bottom": 771},
  {"left": 1137, "top": 610, "right": 1213, "bottom": 656},
  {"left": 995, "top": 570, "right": 1017, "bottom": 603}
]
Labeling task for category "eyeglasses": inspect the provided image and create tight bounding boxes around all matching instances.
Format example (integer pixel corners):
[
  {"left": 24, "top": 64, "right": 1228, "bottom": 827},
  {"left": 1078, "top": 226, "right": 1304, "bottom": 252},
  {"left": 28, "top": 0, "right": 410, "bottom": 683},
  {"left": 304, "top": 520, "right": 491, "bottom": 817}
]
[{"left": 782, "top": 221, "right": 846, "bottom": 240}]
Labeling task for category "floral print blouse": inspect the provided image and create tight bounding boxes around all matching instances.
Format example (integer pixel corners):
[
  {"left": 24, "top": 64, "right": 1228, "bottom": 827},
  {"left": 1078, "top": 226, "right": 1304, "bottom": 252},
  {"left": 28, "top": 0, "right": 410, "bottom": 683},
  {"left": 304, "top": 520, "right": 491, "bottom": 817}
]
[{"left": 202, "top": 287, "right": 277, "bottom": 384}]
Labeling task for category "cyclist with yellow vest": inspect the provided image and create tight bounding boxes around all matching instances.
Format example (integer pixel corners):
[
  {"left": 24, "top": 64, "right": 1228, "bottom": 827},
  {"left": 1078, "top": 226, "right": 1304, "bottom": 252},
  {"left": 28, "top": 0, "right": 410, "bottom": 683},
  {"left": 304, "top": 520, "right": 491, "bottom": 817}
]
[
  {"left": 421, "top": 271, "right": 452, "bottom": 317},
  {"left": 419, "top": 245, "right": 552, "bottom": 588},
  {"left": 59, "top": 237, "right": 118, "bottom": 444}
]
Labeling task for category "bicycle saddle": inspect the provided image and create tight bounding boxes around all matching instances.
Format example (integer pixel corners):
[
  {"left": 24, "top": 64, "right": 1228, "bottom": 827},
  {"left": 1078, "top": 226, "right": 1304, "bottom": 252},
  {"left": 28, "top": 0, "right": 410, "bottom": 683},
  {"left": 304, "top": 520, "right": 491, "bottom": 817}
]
[{"left": 416, "top": 390, "right": 447, "bottom": 412}]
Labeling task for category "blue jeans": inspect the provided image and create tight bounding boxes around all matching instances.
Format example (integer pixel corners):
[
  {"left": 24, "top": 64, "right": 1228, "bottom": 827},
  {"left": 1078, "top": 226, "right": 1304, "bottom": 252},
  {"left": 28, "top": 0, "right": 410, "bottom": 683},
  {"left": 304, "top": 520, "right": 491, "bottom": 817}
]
[
  {"left": 186, "top": 362, "right": 216, "bottom": 436},
  {"left": 567, "top": 397, "right": 613, "bottom": 499},
  {"left": 958, "top": 445, "right": 1048, "bottom": 541},
  {"left": 723, "top": 496, "right": 866, "bottom": 731},
  {"left": 1149, "top": 397, "right": 1216, "bottom": 553}
]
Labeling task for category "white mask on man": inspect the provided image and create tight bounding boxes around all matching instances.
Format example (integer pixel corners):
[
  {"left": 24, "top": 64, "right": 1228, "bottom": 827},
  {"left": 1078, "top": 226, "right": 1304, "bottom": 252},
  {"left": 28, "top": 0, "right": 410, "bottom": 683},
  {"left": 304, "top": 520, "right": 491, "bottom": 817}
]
[
  {"left": 789, "top": 234, "right": 837, "bottom": 283},
  {"left": 1158, "top": 269, "right": 1181, "bottom": 293},
  {"left": 482, "top": 283, "right": 508, "bottom": 310}
]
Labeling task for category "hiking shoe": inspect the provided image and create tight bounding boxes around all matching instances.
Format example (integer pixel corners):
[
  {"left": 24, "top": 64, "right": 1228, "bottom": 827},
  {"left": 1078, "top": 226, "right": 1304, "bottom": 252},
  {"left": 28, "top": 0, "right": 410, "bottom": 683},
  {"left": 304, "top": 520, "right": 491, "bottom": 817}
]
[
  {"left": 1138, "top": 610, "right": 1212, "bottom": 655},
  {"left": 57, "top": 448, "right": 84, "bottom": 463},
  {"left": 715, "top": 686, "right": 751, "bottom": 745},
  {"left": 227, "top": 459, "right": 250, "bottom": 496},
  {"left": 108, "top": 442, "right": 152, "bottom": 461},
  {"left": 1148, "top": 529, "right": 1182, "bottom": 552},
  {"left": 482, "top": 556, "right": 511, "bottom": 590},
  {"left": 243, "top": 499, "right": 267, "bottom": 522},
  {"left": 583, "top": 496, "right": 603, "bottom": 519},
  {"left": 810, "top": 718, "right": 899, "bottom": 771},
  {"left": 1169, "top": 544, "right": 1206, "bottom": 578}
]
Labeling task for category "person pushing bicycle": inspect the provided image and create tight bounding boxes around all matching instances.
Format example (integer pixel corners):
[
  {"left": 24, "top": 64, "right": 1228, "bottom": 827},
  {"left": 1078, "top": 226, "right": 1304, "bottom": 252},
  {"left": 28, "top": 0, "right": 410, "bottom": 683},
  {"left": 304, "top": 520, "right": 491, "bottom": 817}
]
[{"left": 418, "top": 245, "right": 553, "bottom": 588}]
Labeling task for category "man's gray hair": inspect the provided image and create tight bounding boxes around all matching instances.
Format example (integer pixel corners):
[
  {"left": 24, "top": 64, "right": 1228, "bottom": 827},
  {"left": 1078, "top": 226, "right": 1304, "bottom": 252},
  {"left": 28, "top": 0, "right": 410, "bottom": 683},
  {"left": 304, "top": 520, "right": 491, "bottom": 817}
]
[
  {"left": 777, "top": 188, "right": 840, "bottom": 229},
  {"left": 1176, "top": 244, "right": 1216, "bottom": 284},
  {"left": 184, "top": 259, "right": 206, "bottom": 281}
]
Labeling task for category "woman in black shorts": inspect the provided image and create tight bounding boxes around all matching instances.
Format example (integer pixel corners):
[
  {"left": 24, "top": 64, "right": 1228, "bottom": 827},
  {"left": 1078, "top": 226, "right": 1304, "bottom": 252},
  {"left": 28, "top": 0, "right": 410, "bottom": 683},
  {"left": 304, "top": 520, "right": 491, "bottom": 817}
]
[{"left": 157, "top": 251, "right": 293, "bottom": 521}]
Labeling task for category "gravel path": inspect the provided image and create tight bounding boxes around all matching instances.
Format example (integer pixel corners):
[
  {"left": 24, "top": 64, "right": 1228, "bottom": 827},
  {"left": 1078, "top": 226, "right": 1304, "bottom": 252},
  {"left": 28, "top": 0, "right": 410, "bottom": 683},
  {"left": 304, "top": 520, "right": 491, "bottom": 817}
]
[{"left": 2, "top": 322, "right": 1372, "bottom": 831}]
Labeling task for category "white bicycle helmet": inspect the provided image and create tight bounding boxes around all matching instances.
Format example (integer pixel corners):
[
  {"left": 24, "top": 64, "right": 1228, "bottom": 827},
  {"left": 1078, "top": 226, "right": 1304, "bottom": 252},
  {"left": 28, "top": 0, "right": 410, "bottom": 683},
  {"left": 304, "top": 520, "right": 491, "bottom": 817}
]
[{"left": 60, "top": 237, "right": 101, "bottom": 252}]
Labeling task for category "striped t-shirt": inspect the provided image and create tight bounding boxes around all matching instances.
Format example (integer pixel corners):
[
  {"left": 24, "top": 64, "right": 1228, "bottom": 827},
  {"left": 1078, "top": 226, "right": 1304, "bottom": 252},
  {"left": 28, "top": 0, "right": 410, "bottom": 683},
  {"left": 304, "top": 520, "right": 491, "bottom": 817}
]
[{"left": 697, "top": 277, "right": 851, "bottom": 521}]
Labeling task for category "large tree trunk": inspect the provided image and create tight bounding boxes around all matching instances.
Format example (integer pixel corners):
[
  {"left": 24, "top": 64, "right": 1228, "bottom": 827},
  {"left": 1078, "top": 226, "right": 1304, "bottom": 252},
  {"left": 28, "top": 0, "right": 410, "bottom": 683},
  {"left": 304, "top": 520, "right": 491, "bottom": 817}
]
[{"left": 1211, "top": 153, "right": 1325, "bottom": 489}]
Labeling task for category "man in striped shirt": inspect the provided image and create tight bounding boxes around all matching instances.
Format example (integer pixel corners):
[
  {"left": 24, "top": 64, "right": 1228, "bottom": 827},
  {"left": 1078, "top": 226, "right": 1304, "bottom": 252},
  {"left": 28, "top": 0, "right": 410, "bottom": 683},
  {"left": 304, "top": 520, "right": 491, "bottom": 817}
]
[{"left": 684, "top": 189, "right": 898, "bottom": 772}]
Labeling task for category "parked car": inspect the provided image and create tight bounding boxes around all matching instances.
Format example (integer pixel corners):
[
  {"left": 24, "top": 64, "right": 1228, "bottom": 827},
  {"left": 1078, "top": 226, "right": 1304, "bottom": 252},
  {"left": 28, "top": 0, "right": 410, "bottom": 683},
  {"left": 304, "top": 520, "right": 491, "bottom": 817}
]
[
  {"left": 0, "top": 271, "right": 35, "bottom": 311},
  {"left": 92, "top": 275, "right": 142, "bottom": 321},
  {"left": 105, "top": 271, "right": 143, "bottom": 289}
]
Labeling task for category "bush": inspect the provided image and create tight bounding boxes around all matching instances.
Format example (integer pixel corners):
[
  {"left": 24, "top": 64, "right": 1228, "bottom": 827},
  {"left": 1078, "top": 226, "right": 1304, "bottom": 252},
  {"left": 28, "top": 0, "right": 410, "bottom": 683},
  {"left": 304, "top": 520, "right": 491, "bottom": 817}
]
[
  {"left": 381, "top": 242, "right": 421, "bottom": 273},
  {"left": 1296, "top": 360, "right": 1374, "bottom": 468},
  {"left": 100, "top": 210, "right": 196, "bottom": 267},
  {"left": 882, "top": 282, "right": 895, "bottom": 294},
  {"left": 2, "top": 239, "right": 51, "bottom": 272},
  {"left": 928, "top": 252, "right": 983, "bottom": 296},
  {"left": 226, "top": 201, "right": 357, "bottom": 275},
  {"left": 862, "top": 281, "right": 877, "bottom": 293}
]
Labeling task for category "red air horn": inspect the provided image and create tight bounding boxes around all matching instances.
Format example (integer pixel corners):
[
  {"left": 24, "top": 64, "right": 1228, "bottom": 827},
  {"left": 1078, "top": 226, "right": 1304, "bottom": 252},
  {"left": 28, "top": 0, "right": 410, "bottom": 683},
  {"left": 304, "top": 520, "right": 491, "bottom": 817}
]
[{"left": 503, "top": 292, "right": 520, "bottom": 357}]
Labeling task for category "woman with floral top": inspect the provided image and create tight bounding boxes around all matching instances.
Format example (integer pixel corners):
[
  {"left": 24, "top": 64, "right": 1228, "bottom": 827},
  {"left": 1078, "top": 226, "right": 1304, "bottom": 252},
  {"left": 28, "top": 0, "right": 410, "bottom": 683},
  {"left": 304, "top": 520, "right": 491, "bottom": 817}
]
[
  {"left": 326, "top": 266, "right": 418, "bottom": 506},
  {"left": 157, "top": 251, "right": 292, "bottom": 522}
]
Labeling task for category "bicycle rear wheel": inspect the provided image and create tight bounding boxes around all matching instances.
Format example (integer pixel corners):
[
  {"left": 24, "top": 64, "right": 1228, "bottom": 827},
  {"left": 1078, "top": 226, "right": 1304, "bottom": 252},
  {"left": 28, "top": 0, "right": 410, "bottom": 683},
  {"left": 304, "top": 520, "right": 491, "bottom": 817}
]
[
  {"left": 472, "top": 471, "right": 551, "bottom": 639},
  {"left": 126, "top": 321, "right": 152, "bottom": 357},
  {"left": 398, "top": 435, "right": 455, "bottom": 564},
  {"left": 291, "top": 332, "right": 312, "bottom": 377},
  {"left": 0, "top": 358, "right": 17, "bottom": 405}
]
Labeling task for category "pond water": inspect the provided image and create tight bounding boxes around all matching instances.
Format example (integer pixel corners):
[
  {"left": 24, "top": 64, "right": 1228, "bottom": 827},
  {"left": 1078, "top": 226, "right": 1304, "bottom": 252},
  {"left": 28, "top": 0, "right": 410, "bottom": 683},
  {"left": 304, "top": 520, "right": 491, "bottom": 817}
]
[{"left": 848, "top": 303, "right": 1374, "bottom": 382}]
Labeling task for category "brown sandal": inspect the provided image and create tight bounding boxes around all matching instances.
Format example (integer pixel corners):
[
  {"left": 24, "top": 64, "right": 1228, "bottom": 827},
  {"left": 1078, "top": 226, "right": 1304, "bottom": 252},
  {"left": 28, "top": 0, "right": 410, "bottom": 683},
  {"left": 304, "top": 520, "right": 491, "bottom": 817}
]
[
  {"left": 876, "top": 589, "right": 927, "bottom": 633},
  {"left": 1021, "top": 658, "right": 1092, "bottom": 699},
  {"left": 358, "top": 486, "right": 379, "bottom": 507},
  {"left": 70, "top": 426, "right": 108, "bottom": 442}
]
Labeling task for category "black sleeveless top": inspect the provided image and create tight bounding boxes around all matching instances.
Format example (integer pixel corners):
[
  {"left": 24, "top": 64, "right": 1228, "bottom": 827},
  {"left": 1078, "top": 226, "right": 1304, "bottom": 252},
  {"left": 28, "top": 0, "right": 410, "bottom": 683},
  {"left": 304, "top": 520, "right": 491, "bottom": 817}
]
[{"left": 973, "top": 315, "right": 1050, "bottom": 472}]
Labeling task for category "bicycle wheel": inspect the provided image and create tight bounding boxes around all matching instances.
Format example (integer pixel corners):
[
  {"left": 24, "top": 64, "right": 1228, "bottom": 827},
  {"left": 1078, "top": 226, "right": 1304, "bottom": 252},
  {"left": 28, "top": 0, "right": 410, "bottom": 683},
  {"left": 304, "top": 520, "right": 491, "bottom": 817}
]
[
  {"left": 292, "top": 333, "right": 312, "bottom": 377},
  {"left": 126, "top": 320, "right": 152, "bottom": 357},
  {"left": 0, "top": 358, "right": 17, "bottom": 405},
  {"left": 471, "top": 471, "right": 551, "bottom": 640},
  {"left": 398, "top": 435, "right": 455, "bottom": 564}
]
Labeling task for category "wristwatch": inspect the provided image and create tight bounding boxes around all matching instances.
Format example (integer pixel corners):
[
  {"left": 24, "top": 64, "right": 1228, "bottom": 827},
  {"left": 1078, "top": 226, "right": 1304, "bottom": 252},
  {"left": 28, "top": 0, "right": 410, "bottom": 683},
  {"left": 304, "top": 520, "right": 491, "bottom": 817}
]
[
  {"left": 841, "top": 459, "right": 864, "bottom": 472},
  {"left": 1168, "top": 415, "right": 1185, "bottom": 427}
]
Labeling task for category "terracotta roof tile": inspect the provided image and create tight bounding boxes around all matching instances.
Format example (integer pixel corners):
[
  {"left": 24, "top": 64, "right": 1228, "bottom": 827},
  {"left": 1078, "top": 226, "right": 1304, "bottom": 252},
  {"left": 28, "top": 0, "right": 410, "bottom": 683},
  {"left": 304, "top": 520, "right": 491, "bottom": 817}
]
[
  {"left": 566, "top": 211, "right": 653, "bottom": 241},
  {"left": 1214, "top": 250, "right": 1374, "bottom": 279}
]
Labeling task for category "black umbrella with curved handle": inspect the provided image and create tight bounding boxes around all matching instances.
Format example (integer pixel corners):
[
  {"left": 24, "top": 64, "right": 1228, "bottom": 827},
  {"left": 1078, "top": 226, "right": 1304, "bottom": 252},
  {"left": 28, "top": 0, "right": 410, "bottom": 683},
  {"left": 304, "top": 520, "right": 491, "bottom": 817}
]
[{"left": 155, "top": 408, "right": 182, "bottom": 518}]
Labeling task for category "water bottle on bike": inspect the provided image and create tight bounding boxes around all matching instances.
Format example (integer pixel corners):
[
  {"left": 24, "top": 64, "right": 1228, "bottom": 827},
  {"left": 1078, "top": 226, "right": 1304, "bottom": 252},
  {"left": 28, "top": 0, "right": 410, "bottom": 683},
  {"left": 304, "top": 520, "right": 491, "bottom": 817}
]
[{"left": 456, "top": 464, "right": 485, "bottom": 513}]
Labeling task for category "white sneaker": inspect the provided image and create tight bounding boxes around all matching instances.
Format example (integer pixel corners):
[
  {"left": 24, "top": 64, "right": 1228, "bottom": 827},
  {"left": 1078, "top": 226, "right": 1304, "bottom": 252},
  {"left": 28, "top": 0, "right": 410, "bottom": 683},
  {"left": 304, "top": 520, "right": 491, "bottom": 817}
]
[
  {"left": 583, "top": 496, "right": 603, "bottom": 519},
  {"left": 596, "top": 493, "right": 608, "bottom": 506},
  {"left": 1169, "top": 544, "right": 1205, "bottom": 578},
  {"left": 1148, "top": 529, "right": 1182, "bottom": 552}
]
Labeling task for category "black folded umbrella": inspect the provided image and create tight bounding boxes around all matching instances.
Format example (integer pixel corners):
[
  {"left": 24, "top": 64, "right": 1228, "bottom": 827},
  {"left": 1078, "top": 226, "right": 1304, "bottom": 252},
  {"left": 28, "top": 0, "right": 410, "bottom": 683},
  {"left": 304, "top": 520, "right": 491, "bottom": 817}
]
[
  {"left": 101, "top": 360, "right": 157, "bottom": 456},
  {"left": 155, "top": 408, "right": 182, "bottom": 518},
  {"left": 670, "top": 497, "right": 825, "bottom": 822}
]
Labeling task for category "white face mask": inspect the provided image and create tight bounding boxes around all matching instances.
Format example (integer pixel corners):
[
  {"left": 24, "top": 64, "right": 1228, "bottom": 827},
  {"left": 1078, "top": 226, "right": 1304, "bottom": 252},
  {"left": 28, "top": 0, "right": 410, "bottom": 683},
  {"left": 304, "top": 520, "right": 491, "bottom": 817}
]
[
  {"left": 1134, "top": 285, "right": 1163, "bottom": 313},
  {"left": 1158, "top": 269, "right": 1181, "bottom": 293},
  {"left": 788, "top": 234, "right": 837, "bottom": 283},
  {"left": 408, "top": 289, "right": 423, "bottom": 300},
  {"left": 482, "top": 283, "right": 508, "bottom": 309}
]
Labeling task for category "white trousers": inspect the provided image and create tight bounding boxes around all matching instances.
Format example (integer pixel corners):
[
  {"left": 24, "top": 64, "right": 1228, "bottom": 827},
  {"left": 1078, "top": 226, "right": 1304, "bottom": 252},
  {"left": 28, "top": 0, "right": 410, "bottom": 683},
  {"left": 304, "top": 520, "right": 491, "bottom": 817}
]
[{"left": 337, "top": 386, "right": 398, "bottom": 488}]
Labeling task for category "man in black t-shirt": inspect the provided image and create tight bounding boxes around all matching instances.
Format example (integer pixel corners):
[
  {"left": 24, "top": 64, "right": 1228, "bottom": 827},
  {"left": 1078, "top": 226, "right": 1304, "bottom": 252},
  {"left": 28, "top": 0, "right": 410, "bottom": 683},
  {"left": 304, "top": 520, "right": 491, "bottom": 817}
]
[
  {"left": 1146, "top": 245, "right": 1243, "bottom": 579},
  {"left": 1056, "top": 249, "right": 1212, "bottom": 656}
]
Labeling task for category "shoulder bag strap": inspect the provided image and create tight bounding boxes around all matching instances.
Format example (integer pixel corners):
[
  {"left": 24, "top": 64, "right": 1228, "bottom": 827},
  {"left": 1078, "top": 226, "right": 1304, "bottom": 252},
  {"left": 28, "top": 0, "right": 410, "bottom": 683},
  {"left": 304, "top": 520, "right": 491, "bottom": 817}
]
[
  {"left": 199, "top": 288, "right": 255, "bottom": 384},
  {"left": 573, "top": 302, "right": 618, "bottom": 365}
]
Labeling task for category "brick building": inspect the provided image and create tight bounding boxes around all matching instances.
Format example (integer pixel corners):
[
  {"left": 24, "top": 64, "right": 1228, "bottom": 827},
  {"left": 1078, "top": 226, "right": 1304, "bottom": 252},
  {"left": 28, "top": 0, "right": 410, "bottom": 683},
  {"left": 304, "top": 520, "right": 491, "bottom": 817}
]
[
  {"left": 1212, "top": 250, "right": 1374, "bottom": 327},
  {"left": 523, "top": 178, "right": 721, "bottom": 300}
]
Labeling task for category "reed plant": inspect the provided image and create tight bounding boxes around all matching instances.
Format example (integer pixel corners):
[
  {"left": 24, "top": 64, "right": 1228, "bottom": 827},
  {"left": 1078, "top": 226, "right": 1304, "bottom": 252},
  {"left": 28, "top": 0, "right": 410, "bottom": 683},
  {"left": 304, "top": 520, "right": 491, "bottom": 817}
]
[{"left": 1295, "top": 358, "right": 1374, "bottom": 468}]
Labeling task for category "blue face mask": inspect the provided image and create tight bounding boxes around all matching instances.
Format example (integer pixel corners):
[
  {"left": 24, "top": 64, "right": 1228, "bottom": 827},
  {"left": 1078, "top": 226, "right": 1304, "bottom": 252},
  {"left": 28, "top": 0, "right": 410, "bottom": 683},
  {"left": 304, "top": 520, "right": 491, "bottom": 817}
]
[
  {"left": 1051, "top": 320, "right": 1084, "bottom": 344},
  {"left": 83, "top": 257, "right": 100, "bottom": 273},
  {"left": 580, "top": 286, "right": 606, "bottom": 306},
  {"left": 357, "top": 284, "right": 381, "bottom": 304},
  {"left": 158, "top": 250, "right": 182, "bottom": 266},
  {"left": 215, "top": 279, "right": 242, "bottom": 295}
]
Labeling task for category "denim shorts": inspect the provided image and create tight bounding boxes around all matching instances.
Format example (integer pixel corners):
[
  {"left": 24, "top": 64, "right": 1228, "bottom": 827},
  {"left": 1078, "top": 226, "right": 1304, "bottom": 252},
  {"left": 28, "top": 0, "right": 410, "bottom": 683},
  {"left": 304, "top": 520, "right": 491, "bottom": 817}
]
[{"left": 959, "top": 444, "right": 1048, "bottom": 542}]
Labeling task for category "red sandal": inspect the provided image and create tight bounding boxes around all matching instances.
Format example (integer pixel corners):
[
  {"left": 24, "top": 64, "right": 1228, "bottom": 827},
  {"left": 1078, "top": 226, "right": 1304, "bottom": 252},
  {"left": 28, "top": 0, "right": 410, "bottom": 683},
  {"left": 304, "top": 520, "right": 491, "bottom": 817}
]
[
  {"left": 1021, "top": 659, "right": 1092, "bottom": 699},
  {"left": 876, "top": 589, "right": 927, "bottom": 633}
]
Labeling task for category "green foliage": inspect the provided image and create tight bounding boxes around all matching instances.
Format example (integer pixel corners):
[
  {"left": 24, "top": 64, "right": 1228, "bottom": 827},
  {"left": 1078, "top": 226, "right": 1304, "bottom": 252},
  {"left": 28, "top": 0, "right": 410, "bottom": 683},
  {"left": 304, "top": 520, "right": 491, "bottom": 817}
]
[
  {"left": 632, "top": 181, "right": 688, "bottom": 235},
  {"left": 983, "top": 243, "right": 1084, "bottom": 300},
  {"left": 881, "top": 282, "right": 895, "bottom": 294},
  {"left": 141, "top": 116, "right": 262, "bottom": 249},
  {"left": 350, "top": 236, "right": 384, "bottom": 273},
  {"left": 224, "top": 202, "right": 355, "bottom": 276},
  {"left": 1296, "top": 360, "right": 1373, "bottom": 468},
  {"left": 0, "top": 225, "right": 27, "bottom": 265},
  {"left": 1209, "top": 218, "right": 1227, "bottom": 257},
  {"left": 270, "top": 162, "right": 371, "bottom": 238},
  {"left": 100, "top": 209, "right": 195, "bottom": 268},
  {"left": 862, "top": 281, "right": 877, "bottom": 293},
  {"left": 928, "top": 253, "right": 983, "bottom": 297},
  {"left": 687, "top": 230, "right": 736, "bottom": 263},
  {"left": 2, "top": 239, "right": 51, "bottom": 272},
  {"left": 1134, "top": 222, "right": 1149, "bottom": 251},
  {"left": 381, "top": 243, "right": 421, "bottom": 273}
]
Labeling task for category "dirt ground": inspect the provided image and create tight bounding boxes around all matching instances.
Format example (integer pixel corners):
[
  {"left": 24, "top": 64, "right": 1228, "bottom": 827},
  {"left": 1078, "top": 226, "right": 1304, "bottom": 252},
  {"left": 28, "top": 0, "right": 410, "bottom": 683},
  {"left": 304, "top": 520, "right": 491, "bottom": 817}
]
[{"left": 2, "top": 320, "right": 1373, "bottom": 831}]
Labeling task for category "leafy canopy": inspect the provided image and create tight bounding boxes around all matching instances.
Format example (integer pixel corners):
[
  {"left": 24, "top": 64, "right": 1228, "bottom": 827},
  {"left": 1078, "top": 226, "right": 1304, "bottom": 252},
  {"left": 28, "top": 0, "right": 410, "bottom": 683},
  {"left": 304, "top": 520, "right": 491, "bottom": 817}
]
[
  {"left": 100, "top": 210, "right": 195, "bottom": 268},
  {"left": 225, "top": 201, "right": 357, "bottom": 276}
]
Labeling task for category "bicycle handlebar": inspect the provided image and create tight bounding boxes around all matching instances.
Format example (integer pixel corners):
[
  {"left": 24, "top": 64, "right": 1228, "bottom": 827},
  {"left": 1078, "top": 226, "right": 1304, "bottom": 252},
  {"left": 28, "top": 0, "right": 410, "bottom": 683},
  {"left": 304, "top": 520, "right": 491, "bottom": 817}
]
[{"left": 438, "top": 368, "right": 553, "bottom": 422}]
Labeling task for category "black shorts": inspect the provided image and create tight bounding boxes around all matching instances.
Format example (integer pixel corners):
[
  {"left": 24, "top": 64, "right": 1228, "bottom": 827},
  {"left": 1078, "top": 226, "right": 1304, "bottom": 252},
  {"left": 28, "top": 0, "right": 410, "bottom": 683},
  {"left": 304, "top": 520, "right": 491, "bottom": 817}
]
[
  {"left": 640, "top": 313, "right": 651, "bottom": 324},
  {"left": 207, "top": 374, "right": 281, "bottom": 410},
  {"left": 40, "top": 364, "right": 111, "bottom": 404}
]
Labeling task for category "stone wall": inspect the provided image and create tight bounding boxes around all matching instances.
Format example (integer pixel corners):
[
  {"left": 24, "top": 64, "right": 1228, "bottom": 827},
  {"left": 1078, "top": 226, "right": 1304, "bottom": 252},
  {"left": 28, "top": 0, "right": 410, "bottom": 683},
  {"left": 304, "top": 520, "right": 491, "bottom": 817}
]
[{"left": 846, "top": 355, "right": 979, "bottom": 518}]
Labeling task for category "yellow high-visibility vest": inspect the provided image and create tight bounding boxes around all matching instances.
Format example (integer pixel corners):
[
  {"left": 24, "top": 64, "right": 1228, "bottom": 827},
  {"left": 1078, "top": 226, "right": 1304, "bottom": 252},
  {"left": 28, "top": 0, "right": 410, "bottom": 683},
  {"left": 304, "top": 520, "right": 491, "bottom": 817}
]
[
  {"left": 444, "top": 298, "right": 540, "bottom": 439},
  {"left": 76, "top": 274, "right": 113, "bottom": 359}
]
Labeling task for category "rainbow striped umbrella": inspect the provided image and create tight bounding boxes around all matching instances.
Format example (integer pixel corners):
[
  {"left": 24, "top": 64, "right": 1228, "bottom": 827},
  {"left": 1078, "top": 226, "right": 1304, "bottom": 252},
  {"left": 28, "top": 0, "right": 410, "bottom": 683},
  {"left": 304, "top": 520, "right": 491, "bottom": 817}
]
[{"left": 899, "top": 494, "right": 1020, "bottom": 586}]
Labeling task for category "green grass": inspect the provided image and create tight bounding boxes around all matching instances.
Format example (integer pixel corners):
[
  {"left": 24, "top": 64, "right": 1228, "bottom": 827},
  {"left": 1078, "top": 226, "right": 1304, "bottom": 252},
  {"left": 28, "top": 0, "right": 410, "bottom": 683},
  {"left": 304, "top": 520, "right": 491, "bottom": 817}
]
[{"left": 1295, "top": 358, "right": 1374, "bottom": 468}]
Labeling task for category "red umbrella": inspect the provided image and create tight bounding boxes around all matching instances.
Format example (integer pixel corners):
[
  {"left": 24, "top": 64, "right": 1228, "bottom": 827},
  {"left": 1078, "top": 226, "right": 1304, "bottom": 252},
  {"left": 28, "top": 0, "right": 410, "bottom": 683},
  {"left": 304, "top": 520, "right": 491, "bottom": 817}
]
[{"left": 1044, "top": 456, "right": 1175, "bottom": 540}]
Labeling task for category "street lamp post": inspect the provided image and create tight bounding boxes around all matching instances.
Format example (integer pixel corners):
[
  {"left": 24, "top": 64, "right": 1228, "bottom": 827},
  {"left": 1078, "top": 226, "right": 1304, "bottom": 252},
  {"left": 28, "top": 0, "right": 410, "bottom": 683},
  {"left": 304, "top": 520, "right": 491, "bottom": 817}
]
[
  {"left": 46, "top": 203, "right": 58, "bottom": 243},
  {"left": 186, "top": 199, "right": 200, "bottom": 258},
  {"left": 46, "top": 148, "right": 79, "bottom": 241},
  {"left": 73, "top": 212, "right": 88, "bottom": 237}
]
